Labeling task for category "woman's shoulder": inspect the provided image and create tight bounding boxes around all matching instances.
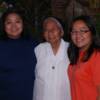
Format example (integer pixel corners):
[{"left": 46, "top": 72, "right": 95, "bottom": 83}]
[
  {"left": 92, "top": 50, "right": 100, "bottom": 60},
  {"left": 62, "top": 39, "right": 69, "bottom": 48},
  {"left": 95, "top": 50, "right": 100, "bottom": 55},
  {"left": 35, "top": 42, "right": 48, "bottom": 52},
  {"left": 36, "top": 42, "right": 48, "bottom": 48},
  {"left": 34, "top": 42, "right": 49, "bottom": 58}
]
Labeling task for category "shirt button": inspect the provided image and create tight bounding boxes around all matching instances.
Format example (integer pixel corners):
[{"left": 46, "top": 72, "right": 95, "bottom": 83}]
[{"left": 52, "top": 66, "right": 55, "bottom": 69}]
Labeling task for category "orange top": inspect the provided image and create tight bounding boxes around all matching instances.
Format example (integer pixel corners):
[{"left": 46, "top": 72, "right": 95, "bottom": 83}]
[{"left": 68, "top": 51, "right": 100, "bottom": 100}]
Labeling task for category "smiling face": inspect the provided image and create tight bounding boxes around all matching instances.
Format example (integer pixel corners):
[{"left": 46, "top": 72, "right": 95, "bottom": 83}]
[
  {"left": 71, "top": 20, "right": 92, "bottom": 51},
  {"left": 4, "top": 13, "right": 23, "bottom": 39},
  {"left": 43, "top": 20, "right": 63, "bottom": 46}
]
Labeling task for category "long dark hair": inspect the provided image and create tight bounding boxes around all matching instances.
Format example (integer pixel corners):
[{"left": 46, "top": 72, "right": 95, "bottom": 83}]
[
  {"left": 0, "top": 7, "right": 31, "bottom": 40},
  {"left": 68, "top": 15, "right": 100, "bottom": 65}
]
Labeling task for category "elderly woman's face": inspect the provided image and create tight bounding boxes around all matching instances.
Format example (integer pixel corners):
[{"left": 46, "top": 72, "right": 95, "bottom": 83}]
[{"left": 43, "top": 20, "right": 63, "bottom": 45}]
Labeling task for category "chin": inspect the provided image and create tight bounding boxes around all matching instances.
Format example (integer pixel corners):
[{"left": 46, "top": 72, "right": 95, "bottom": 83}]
[{"left": 76, "top": 44, "right": 83, "bottom": 48}]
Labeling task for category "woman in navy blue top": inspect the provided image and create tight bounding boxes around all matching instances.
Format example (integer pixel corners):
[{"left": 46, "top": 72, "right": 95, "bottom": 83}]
[{"left": 0, "top": 7, "right": 37, "bottom": 100}]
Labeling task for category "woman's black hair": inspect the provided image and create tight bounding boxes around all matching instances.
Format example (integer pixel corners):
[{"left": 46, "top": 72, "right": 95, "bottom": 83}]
[
  {"left": 0, "top": 7, "right": 31, "bottom": 40},
  {"left": 68, "top": 15, "right": 100, "bottom": 65}
]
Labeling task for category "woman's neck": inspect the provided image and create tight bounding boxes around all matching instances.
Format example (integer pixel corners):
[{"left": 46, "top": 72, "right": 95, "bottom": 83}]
[{"left": 51, "top": 41, "right": 61, "bottom": 55}]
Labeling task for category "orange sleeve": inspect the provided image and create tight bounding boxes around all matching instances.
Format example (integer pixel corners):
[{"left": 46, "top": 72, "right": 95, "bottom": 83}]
[{"left": 92, "top": 52, "right": 100, "bottom": 86}]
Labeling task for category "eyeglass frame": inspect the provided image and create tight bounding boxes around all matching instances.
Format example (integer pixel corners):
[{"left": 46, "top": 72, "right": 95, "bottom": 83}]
[{"left": 71, "top": 29, "right": 90, "bottom": 36}]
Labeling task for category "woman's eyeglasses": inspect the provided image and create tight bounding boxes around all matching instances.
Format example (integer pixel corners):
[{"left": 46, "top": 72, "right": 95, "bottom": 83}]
[{"left": 71, "top": 29, "right": 90, "bottom": 35}]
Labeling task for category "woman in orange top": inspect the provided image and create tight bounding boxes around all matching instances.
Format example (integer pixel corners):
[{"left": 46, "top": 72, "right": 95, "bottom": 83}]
[{"left": 68, "top": 15, "right": 100, "bottom": 100}]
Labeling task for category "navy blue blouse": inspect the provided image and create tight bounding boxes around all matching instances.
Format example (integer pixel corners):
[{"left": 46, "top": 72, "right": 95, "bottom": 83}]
[{"left": 0, "top": 38, "right": 37, "bottom": 100}]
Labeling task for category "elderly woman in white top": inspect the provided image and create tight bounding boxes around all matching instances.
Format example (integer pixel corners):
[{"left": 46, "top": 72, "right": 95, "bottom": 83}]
[{"left": 33, "top": 17, "right": 71, "bottom": 100}]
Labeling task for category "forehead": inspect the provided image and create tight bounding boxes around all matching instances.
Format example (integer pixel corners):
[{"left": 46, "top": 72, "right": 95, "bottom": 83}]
[
  {"left": 44, "top": 19, "right": 60, "bottom": 26},
  {"left": 72, "top": 20, "right": 88, "bottom": 29},
  {"left": 6, "top": 13, "right": 22, "bottom": 20}
]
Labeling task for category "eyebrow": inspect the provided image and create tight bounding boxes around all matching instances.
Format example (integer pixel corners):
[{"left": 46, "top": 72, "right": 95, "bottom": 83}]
[{"left": 72, "top": 27, "right": 89, "bottom": 30}]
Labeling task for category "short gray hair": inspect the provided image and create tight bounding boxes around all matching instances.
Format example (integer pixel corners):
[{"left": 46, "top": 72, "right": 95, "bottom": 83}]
[{"left": 43, "top": 17, "right": 64, "bottom": 34}]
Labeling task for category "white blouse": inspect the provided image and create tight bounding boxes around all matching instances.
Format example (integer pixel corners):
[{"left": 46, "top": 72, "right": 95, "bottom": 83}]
[{"left": 33, "top": 39, "right": 71, "bottom": 100}]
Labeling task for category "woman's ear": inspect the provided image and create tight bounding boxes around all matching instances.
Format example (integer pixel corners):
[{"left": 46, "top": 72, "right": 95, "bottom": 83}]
[{"left": 61, "top": 31, "right": 64, "bottom": 37}]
